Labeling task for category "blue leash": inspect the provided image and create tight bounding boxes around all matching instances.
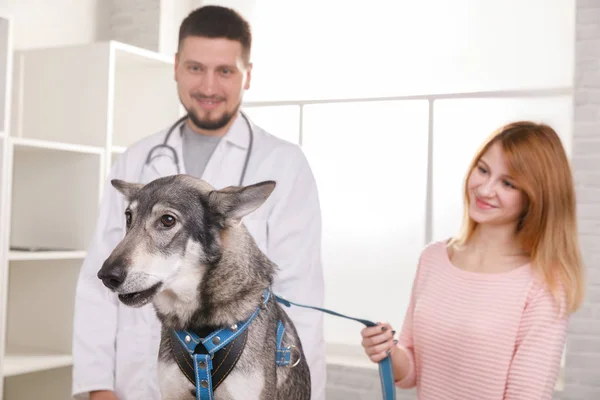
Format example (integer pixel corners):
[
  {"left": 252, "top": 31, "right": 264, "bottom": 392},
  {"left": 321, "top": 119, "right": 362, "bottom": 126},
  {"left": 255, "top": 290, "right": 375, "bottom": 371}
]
[
  {"left": 275, "top": 295, "right": 396, "bottom": 400},
  {"left": 174, "top": 289, "right": 396, "bottom": 400}
]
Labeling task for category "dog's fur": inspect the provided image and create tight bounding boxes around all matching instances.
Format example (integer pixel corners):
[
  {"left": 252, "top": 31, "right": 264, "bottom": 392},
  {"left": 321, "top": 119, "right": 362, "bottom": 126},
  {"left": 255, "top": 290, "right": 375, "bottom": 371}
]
[{"left": 97, "top": 174, "right": 311, "bottom": 400}]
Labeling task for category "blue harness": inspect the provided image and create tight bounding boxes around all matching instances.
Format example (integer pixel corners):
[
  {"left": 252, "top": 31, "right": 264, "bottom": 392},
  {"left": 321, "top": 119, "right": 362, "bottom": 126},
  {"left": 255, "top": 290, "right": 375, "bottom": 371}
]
[{"left": 173, "top": 288, "right": 396, "bottom": 400}]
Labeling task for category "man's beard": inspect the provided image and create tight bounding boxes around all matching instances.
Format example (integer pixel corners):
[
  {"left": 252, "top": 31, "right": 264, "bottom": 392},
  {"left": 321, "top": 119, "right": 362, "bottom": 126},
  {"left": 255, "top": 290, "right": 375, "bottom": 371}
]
[{"left": 186, "top": 98, "right": 242, "bottom": 131}]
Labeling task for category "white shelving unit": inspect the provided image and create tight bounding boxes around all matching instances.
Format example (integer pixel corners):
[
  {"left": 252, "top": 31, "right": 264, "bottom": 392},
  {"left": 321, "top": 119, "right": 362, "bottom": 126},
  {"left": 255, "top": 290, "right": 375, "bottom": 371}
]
[
  {"left": 0, "top": 38, "right": 183, "bottom": 399},
  {"left": 0, "top": 10, "right": 14, "bottom": 400}
]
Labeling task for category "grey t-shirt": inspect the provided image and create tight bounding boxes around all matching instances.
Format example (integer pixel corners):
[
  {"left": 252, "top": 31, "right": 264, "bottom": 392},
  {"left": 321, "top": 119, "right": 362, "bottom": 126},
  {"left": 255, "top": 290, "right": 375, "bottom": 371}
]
[{"left": 181, "top": 122, "right": 222, "bottom": 179}]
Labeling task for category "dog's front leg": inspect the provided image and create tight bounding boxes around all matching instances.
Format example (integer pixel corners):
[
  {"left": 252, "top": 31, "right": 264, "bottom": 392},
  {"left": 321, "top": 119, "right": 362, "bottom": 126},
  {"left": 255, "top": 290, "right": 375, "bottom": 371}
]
[{"left": 158, "top": 359, "right": 196, "bottom": 400}]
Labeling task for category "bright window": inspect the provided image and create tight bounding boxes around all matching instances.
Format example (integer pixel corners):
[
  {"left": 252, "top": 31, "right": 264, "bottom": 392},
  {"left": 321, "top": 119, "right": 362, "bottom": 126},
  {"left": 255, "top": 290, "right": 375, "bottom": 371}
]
[
  {"left": 229, "top": 0, "right": 574, "bottom": 101},
  {"left": 208, "top": 0, "right": 575, "bottom": 361},
  {"left": 301, "top": 100, "right": 429, "bottom": 345}
]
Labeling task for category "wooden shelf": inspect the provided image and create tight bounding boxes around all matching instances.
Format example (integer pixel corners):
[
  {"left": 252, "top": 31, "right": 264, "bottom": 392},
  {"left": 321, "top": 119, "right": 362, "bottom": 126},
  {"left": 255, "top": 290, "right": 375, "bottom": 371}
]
[
  {"left": 11, "top": 137, "right": 104, "bottom": 155},
  {"left": 4, "top": 258, "right": 82, "bottom": 378},
  {"left": 9, "top": 41, "right": 182, "bottom": 150},
  {"left": 8, "top": 250, "right": 87, "bottom": 261},
  {"left": 0, "top": 11, "right": 11, "bottom": 138},
  {"left": 0, "top": 37, "right": 179, "bottom": 400},
  {"left": 112, "top": 145, "right": 126, "bottom": 154},
  {"left": 3, "top": 366, "right": 72, "bottom": 399},
  {"left": 2, "top": 346, "right": 72, "bottom": 377},
  {"left": 9, "top": 142, "right": 103, "bottom": 252},
  {"left": 111, "top": 40, "right": 173, "bottom": 66},
  {"left": 112, "top": 41, "right": 182, "bottom": 149},
  {"left": 0, "top": 11, "right": 13, "bottom": 400}
]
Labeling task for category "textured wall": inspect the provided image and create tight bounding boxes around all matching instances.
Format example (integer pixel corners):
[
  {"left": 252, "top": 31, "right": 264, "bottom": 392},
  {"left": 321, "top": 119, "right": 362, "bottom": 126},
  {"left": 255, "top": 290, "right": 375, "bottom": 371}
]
[
  {"left": 105, "top": 0, "right": 193, "bottom": 55},
  {"left": 106, "top": 0, "right": 162, "bottom": 51},
  {"left": 559, "top": 0, "right": 600, "bottom": 398}
]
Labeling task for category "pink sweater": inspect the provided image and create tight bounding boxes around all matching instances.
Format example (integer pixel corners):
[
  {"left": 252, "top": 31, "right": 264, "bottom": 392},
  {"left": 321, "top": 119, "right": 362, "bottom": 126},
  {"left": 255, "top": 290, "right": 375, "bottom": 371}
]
[{"left": 395, "top": 241, "right": 568, "bottom": 399}]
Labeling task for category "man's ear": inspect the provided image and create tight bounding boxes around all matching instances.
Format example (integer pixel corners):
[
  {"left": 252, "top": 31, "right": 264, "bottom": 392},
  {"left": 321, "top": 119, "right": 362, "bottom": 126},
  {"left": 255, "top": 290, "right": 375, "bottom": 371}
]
[
  {"left": 244, "top": 62, "right": 253, "bottom": 90},
  {"left": 208, "top": 180, "right": 276, "bottom": 227},
  {"left": 111, "top": 179, "right": 143, "bottom": 200}
]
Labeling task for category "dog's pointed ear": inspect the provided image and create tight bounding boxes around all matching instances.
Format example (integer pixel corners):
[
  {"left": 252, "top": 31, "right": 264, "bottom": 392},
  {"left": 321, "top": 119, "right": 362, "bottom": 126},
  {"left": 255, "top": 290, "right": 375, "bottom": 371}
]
[
  {"left": 208, "top": 180, "right": 276, "bottom": 226},
  {"left": 111, "top": 179, "right": 143, "bottom": 200}
]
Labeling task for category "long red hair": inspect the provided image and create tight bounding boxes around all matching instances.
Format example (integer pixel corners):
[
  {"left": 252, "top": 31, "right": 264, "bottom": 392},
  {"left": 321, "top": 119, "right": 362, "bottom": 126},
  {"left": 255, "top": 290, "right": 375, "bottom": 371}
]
[{"left": 449, "top": 121, "right": 585, "bottom": 314}]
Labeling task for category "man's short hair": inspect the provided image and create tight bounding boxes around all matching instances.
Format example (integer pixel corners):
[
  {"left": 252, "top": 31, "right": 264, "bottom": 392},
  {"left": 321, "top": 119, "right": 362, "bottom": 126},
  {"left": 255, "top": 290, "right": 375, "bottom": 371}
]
[{"left": 178, "top": 5, "right": 252, "bottom": 64}]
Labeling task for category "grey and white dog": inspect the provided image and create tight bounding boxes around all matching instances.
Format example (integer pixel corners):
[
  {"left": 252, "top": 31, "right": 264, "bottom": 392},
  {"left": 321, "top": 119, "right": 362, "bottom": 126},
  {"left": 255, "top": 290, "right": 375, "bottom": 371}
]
[{"left": 97, "top": 174, "right": 311, "bottom": 400}]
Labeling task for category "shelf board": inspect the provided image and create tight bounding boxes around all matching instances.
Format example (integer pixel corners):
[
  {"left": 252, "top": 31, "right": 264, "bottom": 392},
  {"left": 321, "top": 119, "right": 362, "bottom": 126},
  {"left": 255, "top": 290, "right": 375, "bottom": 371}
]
[
  {"left": 11, "top": 137, "right": 104, "bottom": 155},
  {"left": 112, "top": 145, "right": 127, "bottom": 154},
  {"left": 2, "top": 348, "right": 73, "bottom": 377},
  {"left": 8, "top": 250, "right": 87, "bottom": 261},
  {"left": 112, "top": 40, "right": 174, "bottom": 66}
]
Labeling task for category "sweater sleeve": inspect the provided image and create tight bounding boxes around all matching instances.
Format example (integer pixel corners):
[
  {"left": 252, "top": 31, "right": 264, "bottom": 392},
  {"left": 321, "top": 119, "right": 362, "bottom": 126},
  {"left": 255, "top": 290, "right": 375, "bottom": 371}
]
[
  {"left": 504, "top": 283, "right": 569, "bottom": 399},
  {"left": 394, "top": 253, "right": 426, "bottom": 389}
]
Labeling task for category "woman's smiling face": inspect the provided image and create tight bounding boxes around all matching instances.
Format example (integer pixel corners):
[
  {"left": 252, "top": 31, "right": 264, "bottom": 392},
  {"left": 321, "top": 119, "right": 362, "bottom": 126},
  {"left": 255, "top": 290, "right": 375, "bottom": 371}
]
[{"left": 467, "top": 141, "right": 526, "bottom": 227}]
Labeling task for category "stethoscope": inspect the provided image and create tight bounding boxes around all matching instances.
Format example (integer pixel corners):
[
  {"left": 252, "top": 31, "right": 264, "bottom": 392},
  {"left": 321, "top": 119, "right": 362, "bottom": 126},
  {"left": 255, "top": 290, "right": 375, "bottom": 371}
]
[{"left": 144, "top": 111, "right": 254, "bottom": 186}]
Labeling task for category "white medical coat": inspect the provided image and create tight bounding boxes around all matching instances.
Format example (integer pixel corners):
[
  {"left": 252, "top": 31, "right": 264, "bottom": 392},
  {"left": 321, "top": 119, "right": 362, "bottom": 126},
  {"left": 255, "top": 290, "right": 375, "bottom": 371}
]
[{"left": 71, "top": 114, "right": 326, "bottom": 400}]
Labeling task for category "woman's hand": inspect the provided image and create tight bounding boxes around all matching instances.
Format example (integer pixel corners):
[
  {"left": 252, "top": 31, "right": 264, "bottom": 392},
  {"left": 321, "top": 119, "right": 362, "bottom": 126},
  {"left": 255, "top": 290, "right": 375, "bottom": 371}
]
[{"left": 360, "top": 322, "right": 397, "bottom": 363}]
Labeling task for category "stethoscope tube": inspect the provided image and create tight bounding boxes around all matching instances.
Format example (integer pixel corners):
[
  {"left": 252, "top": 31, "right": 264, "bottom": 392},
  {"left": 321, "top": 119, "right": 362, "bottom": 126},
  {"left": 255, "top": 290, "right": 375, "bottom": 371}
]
[{"left": 144, "top": 111, "right": 254, "bottom": 186}]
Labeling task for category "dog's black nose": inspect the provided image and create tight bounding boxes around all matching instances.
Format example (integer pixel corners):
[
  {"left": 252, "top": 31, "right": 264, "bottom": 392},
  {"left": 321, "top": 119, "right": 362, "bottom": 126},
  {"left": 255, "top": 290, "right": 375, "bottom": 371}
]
[{"left": 97, "top": 261, "right": 126, "bottom": 290}]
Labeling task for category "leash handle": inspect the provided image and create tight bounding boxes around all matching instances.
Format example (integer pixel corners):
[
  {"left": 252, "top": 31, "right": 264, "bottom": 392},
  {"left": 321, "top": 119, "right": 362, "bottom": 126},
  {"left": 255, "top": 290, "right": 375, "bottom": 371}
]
[{"left": 275, "top": 295, "right": 397, "bottom": 400}]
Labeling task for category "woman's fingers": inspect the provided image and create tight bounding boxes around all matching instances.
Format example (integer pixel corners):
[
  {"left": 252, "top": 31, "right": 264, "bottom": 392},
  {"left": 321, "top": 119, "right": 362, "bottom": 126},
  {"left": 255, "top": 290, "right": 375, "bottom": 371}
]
[
  {"left": 367, "top": 338, "right": 397, "bottom": 363},
  {"left": 361, "top": 332, "right": 392, "bottom": 351},
  {"left": 361, "top": 323, "right": 393, "bottom": 338},
  {"left": 361, "top": 324, "right": 395, "bottom": 347},
  {"left": 360, "top": 323, "right": 398, "bottom": 363},
  {"left": 364, "top": 337, "right": 394, "bottom": 356}
]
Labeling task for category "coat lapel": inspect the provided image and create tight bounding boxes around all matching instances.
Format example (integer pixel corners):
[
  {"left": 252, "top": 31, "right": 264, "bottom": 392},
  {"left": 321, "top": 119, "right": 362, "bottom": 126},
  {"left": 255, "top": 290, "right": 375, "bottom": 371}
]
[{"left": 201, "top": 113, "right": 252, "bottom": 189}]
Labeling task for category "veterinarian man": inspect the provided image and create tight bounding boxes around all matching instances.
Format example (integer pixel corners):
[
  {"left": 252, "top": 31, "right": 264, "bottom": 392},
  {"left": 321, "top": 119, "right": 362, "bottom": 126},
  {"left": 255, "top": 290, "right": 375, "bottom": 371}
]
[{"left": 71, "top": 5, "right": 326, "bottom": 400}]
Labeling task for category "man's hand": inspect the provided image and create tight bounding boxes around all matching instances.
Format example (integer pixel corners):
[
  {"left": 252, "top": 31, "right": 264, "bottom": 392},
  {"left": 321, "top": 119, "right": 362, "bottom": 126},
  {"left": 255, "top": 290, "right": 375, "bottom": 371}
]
[{"left": 90, "top": 390, "right": 119, "bottom": 400}]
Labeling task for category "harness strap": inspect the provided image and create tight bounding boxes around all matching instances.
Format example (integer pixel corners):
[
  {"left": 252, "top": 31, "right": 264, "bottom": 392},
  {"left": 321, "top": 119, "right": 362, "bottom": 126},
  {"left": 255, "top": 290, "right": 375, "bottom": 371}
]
[
  {"left": 193, "top": 354, "right": 213, "bottom": 400},
  {"left": 274, "top": 320, "right": 302, "bottom": 367},
  {"left": 170, "top": 328, "right": 248, "bottom": 391},
  {"left": 172, "top": 288, "right": 270, "bottom": 400},
  {"left": 276, "top": 320, "right": 290, "bottom": 366},
  {"left": 171, "top": 288, "right": 395, "bottom": 400},
  {"left": 275, "top": 295, "right": 397, "bottom": 400}
]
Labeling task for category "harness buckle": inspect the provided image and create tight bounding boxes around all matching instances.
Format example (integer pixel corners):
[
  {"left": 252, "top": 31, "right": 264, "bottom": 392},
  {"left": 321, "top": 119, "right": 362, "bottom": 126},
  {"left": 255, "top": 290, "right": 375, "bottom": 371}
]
[{"left": 285, "top": 344, "right": 302, "bottom": 368}]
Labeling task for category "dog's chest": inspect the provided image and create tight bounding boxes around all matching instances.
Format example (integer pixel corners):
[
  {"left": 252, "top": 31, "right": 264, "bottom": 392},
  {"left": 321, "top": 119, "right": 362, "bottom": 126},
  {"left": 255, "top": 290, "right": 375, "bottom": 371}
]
[
  {"left": 157, "top": 360, "right": 195, "bottom": 400},
  {"left": 158, "top": 360, "right": 266, "bottom": 400},
  {"left": 217, "top": 369, "right": 266, "bottom": 400}
]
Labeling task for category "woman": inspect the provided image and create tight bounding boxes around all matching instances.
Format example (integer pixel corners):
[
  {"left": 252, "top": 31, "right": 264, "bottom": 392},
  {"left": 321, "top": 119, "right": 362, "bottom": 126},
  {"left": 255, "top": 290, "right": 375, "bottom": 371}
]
[{"left": 361, "top": 121, "right": 585, "bottom": 399}]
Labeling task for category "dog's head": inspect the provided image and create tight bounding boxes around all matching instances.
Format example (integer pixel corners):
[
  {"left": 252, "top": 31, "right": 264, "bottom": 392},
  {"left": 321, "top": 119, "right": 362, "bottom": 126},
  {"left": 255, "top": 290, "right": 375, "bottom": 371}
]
[{"left": 97, "top": 174, "right": 276, "bottom": 310}]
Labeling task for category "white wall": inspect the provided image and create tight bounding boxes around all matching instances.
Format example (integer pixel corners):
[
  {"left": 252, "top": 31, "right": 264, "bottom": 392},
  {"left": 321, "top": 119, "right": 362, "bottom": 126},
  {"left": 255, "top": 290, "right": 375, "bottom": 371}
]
[
  {"left": 159, "top": 0, "right": 195, "bottom": 55},
  {"left": 236, "top": 0, "right": 576, "bottom": 350},
  {"left": 0, "top": 0, "right": 577, "bottom": 360},
  {"left": 236, "top": 0, "right": 575, "bottom": 102},
  {"left": 2, "top": 0, "right": 100, "bottom": 50},
  {"left": 0, "top": 0, "right": 193, "bottom": 53}
]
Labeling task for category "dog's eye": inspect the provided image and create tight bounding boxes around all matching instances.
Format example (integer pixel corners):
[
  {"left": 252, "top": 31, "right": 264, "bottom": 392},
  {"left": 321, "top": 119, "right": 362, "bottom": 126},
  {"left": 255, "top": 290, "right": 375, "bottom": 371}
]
[
  {"left": 160, "top": 214, "right": 176, "bottom": 228},
  {"left": 125, "top": 211, "right": 132, "bottom": 226}
]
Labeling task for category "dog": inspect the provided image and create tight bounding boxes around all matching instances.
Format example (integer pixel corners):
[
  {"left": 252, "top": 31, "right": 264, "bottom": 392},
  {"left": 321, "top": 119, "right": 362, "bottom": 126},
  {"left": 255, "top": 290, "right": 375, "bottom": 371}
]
[{"left": 97, "top": 174, "right": 311, "bottom": 400}]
